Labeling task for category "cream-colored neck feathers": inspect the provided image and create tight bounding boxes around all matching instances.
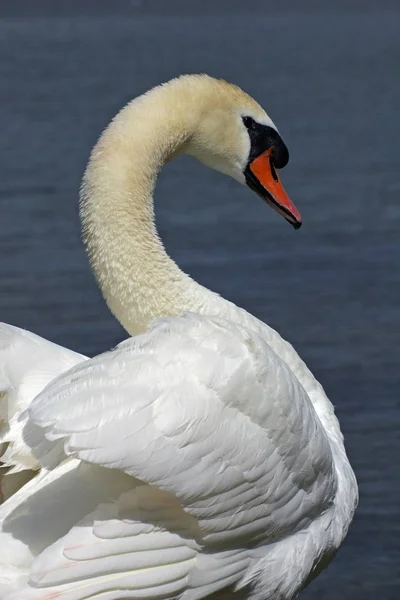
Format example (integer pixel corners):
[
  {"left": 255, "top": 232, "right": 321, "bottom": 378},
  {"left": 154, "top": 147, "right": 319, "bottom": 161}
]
[{"left": 80, "top": 75, "right": 264, "bottom": 335}]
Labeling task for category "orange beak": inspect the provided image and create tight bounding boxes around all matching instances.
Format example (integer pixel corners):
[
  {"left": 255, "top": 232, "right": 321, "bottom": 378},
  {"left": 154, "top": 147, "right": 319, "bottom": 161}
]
[{"left": 246, "top": 148, "right": 302, "bottom": 229}]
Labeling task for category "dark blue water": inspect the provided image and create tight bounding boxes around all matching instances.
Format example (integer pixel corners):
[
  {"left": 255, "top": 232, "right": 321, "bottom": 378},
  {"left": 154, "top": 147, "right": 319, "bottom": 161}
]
[{"left": 0, "top": 2, "right": 399, "bottom": 598}]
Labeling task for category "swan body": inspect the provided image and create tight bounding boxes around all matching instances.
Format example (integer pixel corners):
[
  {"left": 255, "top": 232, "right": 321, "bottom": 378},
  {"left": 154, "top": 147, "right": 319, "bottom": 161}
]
[{"left": 0, "top": 75, "right": 357, "bottom": 600}]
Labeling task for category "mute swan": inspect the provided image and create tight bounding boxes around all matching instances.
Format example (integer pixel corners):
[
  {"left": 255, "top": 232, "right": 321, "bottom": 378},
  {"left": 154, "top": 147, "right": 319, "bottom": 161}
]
[{"left": 0, "top": 74, "right": 357, "bottom": 600}]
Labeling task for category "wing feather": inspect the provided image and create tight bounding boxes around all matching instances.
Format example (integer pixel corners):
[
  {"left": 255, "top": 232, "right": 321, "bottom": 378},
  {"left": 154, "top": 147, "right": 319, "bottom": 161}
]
[
  {"left": 0, "top": 323, "right": 86, "bottom": 501},
  {"left": 10, "top": 485, "right": 199, "bottom": 600}
]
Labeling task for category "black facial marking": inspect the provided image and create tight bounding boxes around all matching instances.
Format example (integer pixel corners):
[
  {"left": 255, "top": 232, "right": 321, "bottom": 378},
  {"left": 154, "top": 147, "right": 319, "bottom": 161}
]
[{"left": 242, "top": 116, "right": 289, "bottom": 169}]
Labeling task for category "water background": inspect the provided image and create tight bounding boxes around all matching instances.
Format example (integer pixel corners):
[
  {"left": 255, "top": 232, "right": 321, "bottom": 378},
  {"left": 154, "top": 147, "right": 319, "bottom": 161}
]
[{"left": 0, "top": 1, "right": 399, "bottom": 598}]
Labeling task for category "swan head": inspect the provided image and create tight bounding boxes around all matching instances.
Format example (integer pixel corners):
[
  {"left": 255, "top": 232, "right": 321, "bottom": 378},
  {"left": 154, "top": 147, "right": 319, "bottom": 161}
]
[{"left": 180, "top": 75, "right": 302, "bottom": 229}]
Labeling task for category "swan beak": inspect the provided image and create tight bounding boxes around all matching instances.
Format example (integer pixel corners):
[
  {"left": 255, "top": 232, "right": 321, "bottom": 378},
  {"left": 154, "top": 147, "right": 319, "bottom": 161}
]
[{"left": 246, "top": 148, "right": 302, "bottom": 229}]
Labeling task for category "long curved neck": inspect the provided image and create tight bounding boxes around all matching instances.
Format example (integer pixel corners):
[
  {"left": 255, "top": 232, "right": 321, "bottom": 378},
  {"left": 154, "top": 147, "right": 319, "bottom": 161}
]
[{"left": 80, "top": 83, "right": 220, "bottom": 335}]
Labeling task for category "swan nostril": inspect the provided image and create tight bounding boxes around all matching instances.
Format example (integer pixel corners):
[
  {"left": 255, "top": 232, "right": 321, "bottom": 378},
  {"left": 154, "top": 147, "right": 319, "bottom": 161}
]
[{"left": 270, "top": 157, "right": 279, "bottom": 183}]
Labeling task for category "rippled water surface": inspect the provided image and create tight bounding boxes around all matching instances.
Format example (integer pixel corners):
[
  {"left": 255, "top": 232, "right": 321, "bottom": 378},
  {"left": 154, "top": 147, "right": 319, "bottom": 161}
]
[{"left": 0, "top": 2, "right": 399, "bottom": 598}]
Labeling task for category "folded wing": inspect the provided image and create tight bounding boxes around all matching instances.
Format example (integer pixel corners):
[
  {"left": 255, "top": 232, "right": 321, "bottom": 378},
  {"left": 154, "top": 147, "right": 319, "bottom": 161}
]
[{"left": 26, "top": 313, "right": 336, "bottom": 547}]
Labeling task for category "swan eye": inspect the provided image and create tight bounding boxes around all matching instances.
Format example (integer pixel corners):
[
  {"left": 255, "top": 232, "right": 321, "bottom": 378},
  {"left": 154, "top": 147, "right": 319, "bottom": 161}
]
[{"left": 243, "top": 116, "right": 257, "bottom": 130}]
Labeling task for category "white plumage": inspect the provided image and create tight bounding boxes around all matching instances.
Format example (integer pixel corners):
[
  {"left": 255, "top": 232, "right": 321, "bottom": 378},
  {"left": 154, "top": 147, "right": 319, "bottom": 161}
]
[
  {"left": 0, "top": 75, "right": 358, "bottom": 600},
  {"left": 0, "top": 323, "right": 86, "bottom": 499}
]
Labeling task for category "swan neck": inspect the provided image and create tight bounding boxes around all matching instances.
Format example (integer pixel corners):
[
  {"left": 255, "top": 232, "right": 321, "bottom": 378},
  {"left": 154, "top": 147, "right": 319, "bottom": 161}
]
[{"left": 80, "top": 88, "right": 217, "bottom": 335}]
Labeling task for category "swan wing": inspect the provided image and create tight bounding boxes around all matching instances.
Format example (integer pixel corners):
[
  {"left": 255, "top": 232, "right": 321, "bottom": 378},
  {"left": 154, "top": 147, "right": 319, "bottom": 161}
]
[
  {"left": 0, "top": 461, "right": 211, "bottom": 600},
  {"left": 16, "top": 314, "right": 337, "bottom": 598},
  {"left": 0, "top": 323, "right": 86, "bottom": 501},
  {"left": 7, "top": 486, "right": 203, "bottom": 600},
  {"left": 26, "top": 313, "right": 337, "bottom": 541}
]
